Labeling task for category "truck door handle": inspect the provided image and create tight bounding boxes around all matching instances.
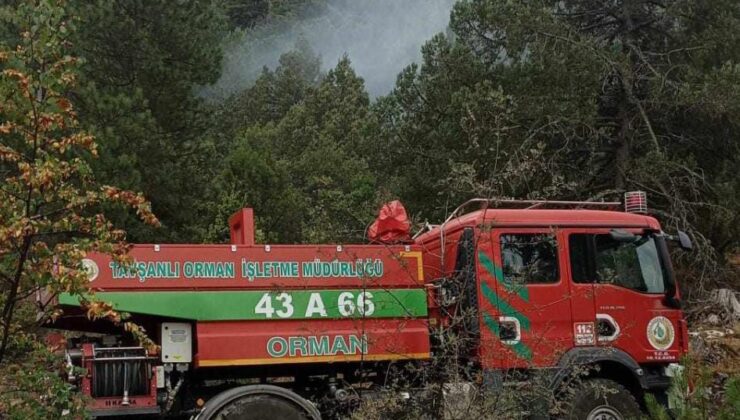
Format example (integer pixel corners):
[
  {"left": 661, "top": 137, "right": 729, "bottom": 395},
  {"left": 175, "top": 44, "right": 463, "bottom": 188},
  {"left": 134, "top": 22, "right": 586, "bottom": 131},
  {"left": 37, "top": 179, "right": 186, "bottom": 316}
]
[
  {"left": 498, "top": 317, "right": 521, "bottom": 344},
  {"left": 596, "top": 314, "right": 620, "bottom": 342}
]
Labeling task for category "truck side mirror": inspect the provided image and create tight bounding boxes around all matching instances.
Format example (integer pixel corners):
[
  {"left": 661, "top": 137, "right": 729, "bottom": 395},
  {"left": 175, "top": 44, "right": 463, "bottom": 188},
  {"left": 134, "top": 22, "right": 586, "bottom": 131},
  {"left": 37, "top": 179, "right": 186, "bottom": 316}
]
[{"left": 677, "top": 231, "right": 693, "bottom": 251}]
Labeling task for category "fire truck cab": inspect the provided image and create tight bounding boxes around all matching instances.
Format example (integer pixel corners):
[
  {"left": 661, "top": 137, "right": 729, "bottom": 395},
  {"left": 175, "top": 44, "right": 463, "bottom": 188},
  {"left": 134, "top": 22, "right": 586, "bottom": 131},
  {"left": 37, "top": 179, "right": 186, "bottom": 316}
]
[{"left": 415, "top": 197, "right": 690, "bottom": 417}]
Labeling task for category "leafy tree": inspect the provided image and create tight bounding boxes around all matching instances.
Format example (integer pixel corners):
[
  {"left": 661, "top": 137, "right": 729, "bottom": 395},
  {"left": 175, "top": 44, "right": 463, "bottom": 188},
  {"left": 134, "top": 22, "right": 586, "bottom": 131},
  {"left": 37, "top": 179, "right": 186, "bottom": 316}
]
[
  {"left": 273, "top": 57, "right": 378, "bottom": 242},
  {"left": 0, "top": 2, "right": 156, "bottom": 416},
  {"left": 216, "top": 39, "right": 321, "bottom": 148},
  {"left": 539, "top": 1, "right": 740, "bottom": 268},
  {"left": 69, "top": 0, "right": 226, "bottom": 243},
  {"left": 197, "top": 42, "right": 322, "bottom": 242},
  {"left": 646, "top": 357, "right": 740, "bottom": 419},
  {"left": 206, "top": 56, "right": 378, "bottom": 243},
  {"left": 0, "top": 304, "right": 87, "bottom": 418},
  {"left": 379, "top": 0, "right": 740, "bottom": 291}
]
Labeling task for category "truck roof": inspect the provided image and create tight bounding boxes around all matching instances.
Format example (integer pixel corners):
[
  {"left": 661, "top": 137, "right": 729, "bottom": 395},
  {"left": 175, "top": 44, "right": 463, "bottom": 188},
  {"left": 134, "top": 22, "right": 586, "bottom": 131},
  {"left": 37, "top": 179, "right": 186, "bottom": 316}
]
[{"left": 416, "top": 209, "right": 661, "bottom": 243}]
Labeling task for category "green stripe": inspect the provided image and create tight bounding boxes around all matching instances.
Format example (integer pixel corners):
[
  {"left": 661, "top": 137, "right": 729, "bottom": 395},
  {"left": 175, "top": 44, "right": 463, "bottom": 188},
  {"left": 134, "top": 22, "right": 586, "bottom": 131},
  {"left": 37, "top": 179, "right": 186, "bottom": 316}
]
[
  {"left": 482, "top": 313, "right": 533, "bottom": 360},
  {"left": 59, "top": 289, "right": 427, "bottom": 321},
  {"left": 477, "top": 250, "right": 533, "bottom": 361},
  {"left": 480, "top": 283, "right": 530, "bottom": 331},
  {"left": 478, "top": 251, "right": 529, "bottom": 301}
]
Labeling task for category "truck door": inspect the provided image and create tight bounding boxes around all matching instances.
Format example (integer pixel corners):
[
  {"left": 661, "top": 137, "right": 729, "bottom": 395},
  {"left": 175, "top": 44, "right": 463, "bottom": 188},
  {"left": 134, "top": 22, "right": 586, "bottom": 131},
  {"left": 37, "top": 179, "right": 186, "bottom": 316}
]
[
  {"left": 566, "top": 230, "right": 683, "bottom": 363},
  {"left": 481, "top": 228, "right": 574, "bottom": 369}
]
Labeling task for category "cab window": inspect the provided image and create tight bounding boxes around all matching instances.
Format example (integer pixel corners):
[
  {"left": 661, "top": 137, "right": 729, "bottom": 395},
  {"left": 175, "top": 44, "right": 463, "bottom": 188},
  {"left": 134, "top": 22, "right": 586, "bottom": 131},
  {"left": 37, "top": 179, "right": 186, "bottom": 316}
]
[
  {"left": 500, "top": 234, "right": 559, "bottom": 284},
  {"left": 568, "top": 233, "right": 666, "bottom": 293}
]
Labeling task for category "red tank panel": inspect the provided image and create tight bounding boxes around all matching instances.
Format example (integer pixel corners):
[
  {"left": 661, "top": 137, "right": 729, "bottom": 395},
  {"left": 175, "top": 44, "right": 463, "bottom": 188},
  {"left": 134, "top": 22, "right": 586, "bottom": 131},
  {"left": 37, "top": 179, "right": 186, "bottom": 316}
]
[
  {"left": 63, "top": 243, "right": 431, "bottom": 367},
  {"left": 196, "top": 318, "right": 430, "bottom": 367},
  {"left": 83, "top": 244, "right": 424, "bottom": 291}
]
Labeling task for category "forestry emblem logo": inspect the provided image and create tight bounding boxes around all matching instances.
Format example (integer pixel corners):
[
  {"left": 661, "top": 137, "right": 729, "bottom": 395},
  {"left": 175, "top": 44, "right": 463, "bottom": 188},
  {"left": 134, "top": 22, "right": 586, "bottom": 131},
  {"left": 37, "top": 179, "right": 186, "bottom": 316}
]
[
  {"left": 81, "top": 258, "right": 99, "bottom": 282},
  {"left": 647, "top": 316, "right": 674, "bottom": 350}
]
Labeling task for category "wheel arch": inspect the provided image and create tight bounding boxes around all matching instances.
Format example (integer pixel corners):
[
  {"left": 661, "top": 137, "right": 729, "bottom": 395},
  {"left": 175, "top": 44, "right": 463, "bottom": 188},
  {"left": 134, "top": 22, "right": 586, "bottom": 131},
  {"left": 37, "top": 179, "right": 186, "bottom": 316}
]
[
  {"left": 589, "top": 359, "right": 644, "bottom": 403},
  {"left": 196, "top": 384, "right": 321, "bottom": 420},
  {"left": 552, "top": 347, "right": 648, "bottom": 397}
]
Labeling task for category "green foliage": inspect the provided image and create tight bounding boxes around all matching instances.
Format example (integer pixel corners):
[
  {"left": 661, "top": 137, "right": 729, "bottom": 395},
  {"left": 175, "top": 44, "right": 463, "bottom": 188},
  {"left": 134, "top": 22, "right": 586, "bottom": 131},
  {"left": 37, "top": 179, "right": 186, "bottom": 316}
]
[
  {"left": 373, "top": 3, "right": 607, "bottom": 220},
  {"left": 0, "top": 300, "right": 87, "bottom": 419},
  {"left": 216, "top": 38, "right": 321, "bottom": 143},
  {"left": 0, "top": 329, "right": 88, "bottom": 418},
  {"left": 0, "top": 0, "right": 156, "bottom": 416},
  {"left": 378, "top": 0, "right": 740, "bottom": 292},
  {"left": 719, "top": 378, "right": 740, "bottom": 420},
  {"left": 70, "top": 0, "right": 227, "bottom": 243},
  {"left": 645, "top": 360, "right": 740, "bottom": 420},
  {"left": 205, "top": 53, "right": 378, "bottom": 243}
]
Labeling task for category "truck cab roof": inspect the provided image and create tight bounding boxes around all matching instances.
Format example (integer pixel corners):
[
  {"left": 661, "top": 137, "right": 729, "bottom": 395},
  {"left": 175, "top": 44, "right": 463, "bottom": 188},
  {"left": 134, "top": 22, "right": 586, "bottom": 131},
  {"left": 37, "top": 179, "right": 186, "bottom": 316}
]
[{"left": 415, "top": 208, "right": 661, "bottom": 244}]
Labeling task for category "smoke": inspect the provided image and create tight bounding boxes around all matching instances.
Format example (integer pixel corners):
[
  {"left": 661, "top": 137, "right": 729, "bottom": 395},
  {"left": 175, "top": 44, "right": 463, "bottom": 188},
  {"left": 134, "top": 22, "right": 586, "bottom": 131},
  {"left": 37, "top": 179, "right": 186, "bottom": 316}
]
[{"left": 203, "top": 0, "right": 455, "bottom": 99}]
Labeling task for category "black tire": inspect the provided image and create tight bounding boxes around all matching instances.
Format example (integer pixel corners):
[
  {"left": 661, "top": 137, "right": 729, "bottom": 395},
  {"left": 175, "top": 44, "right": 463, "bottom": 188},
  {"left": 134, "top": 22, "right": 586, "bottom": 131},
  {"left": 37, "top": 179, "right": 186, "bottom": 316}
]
[
  {"left": 565, "top": 378, "right": 642, "bottom": 420},
  {"left": 197, "top": 384, "right": 321, "bottom": 420}
]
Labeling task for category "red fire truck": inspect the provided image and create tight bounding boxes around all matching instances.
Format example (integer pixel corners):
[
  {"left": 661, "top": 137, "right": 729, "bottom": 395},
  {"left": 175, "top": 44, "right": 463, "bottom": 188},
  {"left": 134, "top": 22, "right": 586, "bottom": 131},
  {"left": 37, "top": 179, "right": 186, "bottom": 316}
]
[{"left": 50, "top": 193, "right": 691, "bottom": 419}]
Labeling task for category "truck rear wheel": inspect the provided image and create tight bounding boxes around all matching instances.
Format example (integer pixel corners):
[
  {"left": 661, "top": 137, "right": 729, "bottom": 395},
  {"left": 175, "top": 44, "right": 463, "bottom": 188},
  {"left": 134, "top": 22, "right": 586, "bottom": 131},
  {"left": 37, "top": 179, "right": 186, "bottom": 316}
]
[
  {"left": 197, "top": 384, "right": 321, "bottom": 420},
  {"left": 565, "top": 378, "right": 641, "bottom": 420}
]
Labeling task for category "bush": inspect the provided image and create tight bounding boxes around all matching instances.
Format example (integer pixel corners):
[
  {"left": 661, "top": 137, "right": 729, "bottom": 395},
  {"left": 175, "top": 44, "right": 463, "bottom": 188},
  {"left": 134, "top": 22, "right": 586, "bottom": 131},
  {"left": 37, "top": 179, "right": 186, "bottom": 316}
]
[
  {"left": 645, "top": 357, "right": 739, "bottom": 420},
  {"left": 0, "top": 330, "right": 87, "bottom": 419}
]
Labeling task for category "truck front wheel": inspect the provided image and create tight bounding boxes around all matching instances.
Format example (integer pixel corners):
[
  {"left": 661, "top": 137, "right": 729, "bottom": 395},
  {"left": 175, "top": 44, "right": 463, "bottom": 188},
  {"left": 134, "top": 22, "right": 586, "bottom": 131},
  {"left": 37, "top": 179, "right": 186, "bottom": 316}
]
[
  {"left": 197, "top": 384, "right": 321, "bottom": 420},
  {"left": 566, "top": 378, "right": 642, "bottom": 420}
]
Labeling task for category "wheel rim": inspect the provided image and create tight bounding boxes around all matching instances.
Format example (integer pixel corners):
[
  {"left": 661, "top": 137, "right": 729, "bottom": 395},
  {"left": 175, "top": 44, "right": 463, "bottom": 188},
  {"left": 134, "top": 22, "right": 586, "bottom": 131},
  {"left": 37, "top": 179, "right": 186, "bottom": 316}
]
[{"left": 586, "top": 405, "right": 623, "bottom": 420}]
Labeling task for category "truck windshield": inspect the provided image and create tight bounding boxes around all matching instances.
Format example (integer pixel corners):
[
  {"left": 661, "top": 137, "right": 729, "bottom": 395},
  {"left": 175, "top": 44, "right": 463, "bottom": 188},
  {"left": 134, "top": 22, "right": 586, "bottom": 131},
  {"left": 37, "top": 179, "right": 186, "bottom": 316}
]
[{"left": 569, "top": 233, "right": 667, "bottom": 293}]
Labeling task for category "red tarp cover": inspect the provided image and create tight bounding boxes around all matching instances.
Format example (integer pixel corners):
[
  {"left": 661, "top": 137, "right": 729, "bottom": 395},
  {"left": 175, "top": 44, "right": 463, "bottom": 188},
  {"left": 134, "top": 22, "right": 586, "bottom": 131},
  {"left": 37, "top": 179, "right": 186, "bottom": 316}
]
[{"left": 368, "top": 200, "right": 411, "bottom": 244}]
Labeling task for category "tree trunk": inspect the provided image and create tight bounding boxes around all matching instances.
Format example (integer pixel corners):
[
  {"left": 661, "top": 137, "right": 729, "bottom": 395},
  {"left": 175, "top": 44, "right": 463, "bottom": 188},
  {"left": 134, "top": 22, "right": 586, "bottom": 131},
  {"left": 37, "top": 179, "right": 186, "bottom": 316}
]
[
  {"left": 614, "top": 99, "right": 630, "bottom": 191},
  {"left": 0, "top": 236, "right": 31, "bottom": 366}
]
